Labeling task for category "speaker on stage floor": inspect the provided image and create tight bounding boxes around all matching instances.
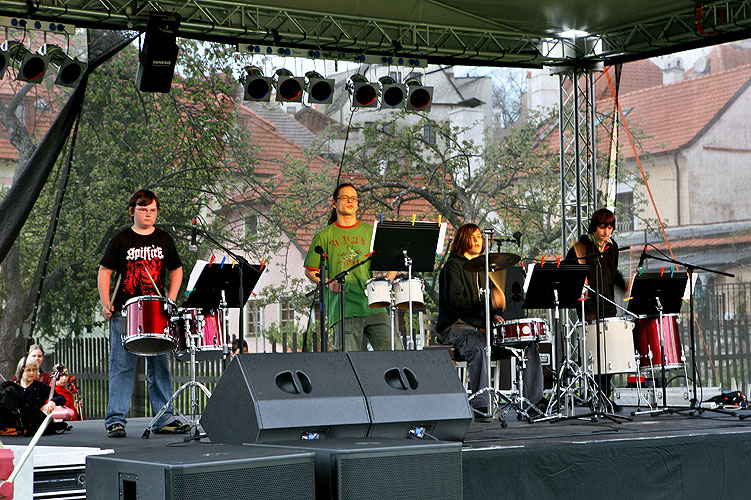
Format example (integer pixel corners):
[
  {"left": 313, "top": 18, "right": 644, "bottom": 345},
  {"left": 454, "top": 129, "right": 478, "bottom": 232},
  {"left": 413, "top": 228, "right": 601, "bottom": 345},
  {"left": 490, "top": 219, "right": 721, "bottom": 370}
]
[
  {"left": 252, "top": 438, "right": 462, "bottom": 500},
  {"left": 85, "top": 444, "right": 315, "bottom": 500},
  {"left": 347, "top": 350, "right": 472, "bottom": 441},
  {"left": 200, "top": 353, "right": 370, "bottom": 443}
]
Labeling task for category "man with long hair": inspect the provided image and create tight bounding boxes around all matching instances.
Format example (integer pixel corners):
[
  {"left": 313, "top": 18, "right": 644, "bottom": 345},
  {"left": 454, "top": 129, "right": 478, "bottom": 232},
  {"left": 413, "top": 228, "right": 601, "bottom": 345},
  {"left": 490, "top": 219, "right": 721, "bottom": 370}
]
[{"left": 304, "top": 182, "right": 403, "bottom": 351}]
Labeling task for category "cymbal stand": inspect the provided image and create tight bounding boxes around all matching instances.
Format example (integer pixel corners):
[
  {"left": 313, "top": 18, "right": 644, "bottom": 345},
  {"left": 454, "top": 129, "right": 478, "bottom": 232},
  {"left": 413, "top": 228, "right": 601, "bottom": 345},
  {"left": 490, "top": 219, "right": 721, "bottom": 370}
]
[{"left": 142, "top": 311, "right": 212, "bottom": 440}]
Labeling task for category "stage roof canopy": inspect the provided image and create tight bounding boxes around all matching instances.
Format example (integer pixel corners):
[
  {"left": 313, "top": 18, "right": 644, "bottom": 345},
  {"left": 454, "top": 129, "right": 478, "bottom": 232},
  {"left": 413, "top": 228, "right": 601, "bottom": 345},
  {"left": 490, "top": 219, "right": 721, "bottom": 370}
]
[{"left": 2, "top": 1, "right": 751, "bottom": 67}]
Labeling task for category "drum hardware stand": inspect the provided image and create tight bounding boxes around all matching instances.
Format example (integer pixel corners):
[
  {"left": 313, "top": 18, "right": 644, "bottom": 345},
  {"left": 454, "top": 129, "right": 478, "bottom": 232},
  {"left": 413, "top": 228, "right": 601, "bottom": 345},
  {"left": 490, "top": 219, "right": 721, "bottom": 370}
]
[
  {"left": 627, "top": 254, "right": 736, "bottom": 418},
  {"left": 402, "top": 250, "right": 416, "bottom": 350},
  {"left": 142, "top": 311, "right": 212, "bottom": 440},
  {"left": 496, "top": 344, "right": 544, "bottom": 422},
  {"left": 548, "top": 248, "right": 632, "bottom": 424}
]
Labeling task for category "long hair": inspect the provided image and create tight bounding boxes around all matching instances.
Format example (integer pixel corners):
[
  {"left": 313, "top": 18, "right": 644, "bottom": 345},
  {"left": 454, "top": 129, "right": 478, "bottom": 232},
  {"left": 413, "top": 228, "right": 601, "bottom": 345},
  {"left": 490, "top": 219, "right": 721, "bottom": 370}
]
[
  {"left": 587, "top": 208, "right": 616, "bottom": 234},
  {"left": 450, "top": 223, "right": 484, "bottom": 256},
  {"left": 327, "top": 182, "right": 357, "bottom": 225}
]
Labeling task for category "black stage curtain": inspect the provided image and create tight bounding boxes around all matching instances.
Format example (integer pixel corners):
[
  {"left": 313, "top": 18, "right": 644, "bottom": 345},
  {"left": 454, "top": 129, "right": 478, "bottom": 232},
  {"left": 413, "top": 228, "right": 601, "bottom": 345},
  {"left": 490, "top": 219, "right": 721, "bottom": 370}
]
[{"left": 0, "top": 32, "right": 137, "bottom": 264}]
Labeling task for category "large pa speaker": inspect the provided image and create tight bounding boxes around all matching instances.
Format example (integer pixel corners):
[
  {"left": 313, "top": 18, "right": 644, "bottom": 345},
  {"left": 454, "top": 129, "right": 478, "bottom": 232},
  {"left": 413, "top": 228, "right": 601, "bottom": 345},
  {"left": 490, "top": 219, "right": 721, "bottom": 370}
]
[
  {"left": 136, "top": 12, "right": 181, "bottom": 93},
  {"left": 85, "top": 443, "right": 315, "bottom": 500},
  {"left": 253, "top": 438, "right": 463, "bottom": 500},
  {"left": 347, "top": 350, "right": 472, "bottom": 441},
  {"left": 201, "top": 353, "right": 370, "bottom": 443}
]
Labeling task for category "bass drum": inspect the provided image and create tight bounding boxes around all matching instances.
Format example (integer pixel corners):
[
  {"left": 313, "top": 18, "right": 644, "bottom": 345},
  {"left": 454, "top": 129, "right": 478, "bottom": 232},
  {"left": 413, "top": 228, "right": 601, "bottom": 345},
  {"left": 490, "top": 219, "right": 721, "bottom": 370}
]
[
  {"left": 582, "top": 317, "right": 637, "bottom": 375},
  {"left": 122, "top": 296, "right": 178, "bottom": 356}
]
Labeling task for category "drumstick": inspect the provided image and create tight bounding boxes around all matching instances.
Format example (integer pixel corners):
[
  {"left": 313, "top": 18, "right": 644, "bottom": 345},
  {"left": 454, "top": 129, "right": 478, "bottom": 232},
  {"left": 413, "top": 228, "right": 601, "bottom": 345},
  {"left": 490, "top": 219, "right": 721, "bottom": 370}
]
[
  {"left": 143, "top": 265, "right": 163, "bottom": 297},
  {"left": 107, "top": 275, "right": 122, "bottom": 319}
]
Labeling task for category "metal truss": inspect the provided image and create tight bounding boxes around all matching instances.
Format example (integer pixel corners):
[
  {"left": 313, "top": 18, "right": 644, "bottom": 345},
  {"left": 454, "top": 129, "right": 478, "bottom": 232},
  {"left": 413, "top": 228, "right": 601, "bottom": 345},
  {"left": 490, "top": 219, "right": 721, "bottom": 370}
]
[
  {"left": 558, "top": 68, "right": 597, "bottom": 363},
  {"left": 2, "top": 1, "right": 751, "bottom": 67}
]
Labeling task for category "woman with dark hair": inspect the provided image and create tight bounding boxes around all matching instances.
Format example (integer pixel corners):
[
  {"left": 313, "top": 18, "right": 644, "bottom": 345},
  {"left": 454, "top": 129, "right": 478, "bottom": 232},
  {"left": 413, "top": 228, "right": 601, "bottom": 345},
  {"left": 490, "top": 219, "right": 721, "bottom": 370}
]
[
  {"left": 304, "top": 182, "right": 403, "bottom": 351},
  {"left": 566, "top": 208, "right": 627, "bottom": 409},
  {"left": 565, "top": 208, "right": 625, "bottom": 321},
  {"left": 435, "top": 224, "right": 506, "bottom": 414}
]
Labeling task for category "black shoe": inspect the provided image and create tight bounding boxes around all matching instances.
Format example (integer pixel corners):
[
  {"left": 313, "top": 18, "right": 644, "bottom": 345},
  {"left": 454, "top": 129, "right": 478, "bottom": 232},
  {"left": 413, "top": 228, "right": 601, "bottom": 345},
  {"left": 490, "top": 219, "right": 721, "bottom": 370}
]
[
  {"left": 107, "top": 423, "right": 126, "bottom": 438},
  {"left": 153, "top": 420, "right": 190, "bottom": 434}
]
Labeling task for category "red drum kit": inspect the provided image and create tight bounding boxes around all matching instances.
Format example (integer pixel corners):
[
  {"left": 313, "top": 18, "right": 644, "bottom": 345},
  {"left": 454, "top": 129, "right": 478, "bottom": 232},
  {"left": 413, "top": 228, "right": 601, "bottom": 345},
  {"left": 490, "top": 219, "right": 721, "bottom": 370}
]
[
  {"left": 633, "top": 314, "right": 684, "bottom": 370},
  {"left": 122, "top": 295, "right": 227, "bottom": 360},
  {"left": 494, "top": 318, "right": 549, "bottom": 346}
]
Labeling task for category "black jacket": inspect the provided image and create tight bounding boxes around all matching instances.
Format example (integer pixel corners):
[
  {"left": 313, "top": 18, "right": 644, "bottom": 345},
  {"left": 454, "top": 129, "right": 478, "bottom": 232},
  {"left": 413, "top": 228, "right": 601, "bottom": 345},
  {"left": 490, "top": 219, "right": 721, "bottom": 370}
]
[{"left": 436, "top": 252, "right": 502, "bottom": 335}]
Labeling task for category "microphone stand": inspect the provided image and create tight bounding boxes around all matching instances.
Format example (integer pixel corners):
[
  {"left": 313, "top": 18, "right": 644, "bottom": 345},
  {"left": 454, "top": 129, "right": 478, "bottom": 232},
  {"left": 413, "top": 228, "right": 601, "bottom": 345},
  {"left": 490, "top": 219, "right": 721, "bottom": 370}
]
[
  {"left": 324, "top": 256, "right": 372, "bottom": 352},
  {"left": 638, "top": 249, "right": 736, "bottom": 418},
  {"left": 318, "top": 251, "right": 328, "bottom": 351}
]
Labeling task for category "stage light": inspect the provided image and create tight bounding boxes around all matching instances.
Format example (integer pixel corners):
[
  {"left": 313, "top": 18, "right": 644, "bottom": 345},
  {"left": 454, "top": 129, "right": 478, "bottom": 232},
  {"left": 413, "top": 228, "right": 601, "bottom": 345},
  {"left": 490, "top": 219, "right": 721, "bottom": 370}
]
[
  {"left": 5, "top": 41, "right": 48, "bottom": 84},
  {"left": 274, "top": 68, "right": 304, "bottom": 103},
  {"left": 379, "top": 76, "right": 406, "bottom": 109},
  {"left": 347, "top": 74, "right": 378, "bottom": 108},
  {"left": 240, "top": 66, "right": 272, "bottom": 102},
  {"left": 405, "top": 77, "right": 433, "bottom": 111},
  {"left": 42, "top": 44, "right": 87, "bottom": 88},
  {"left": 305, "top": 71, "right": 335, "bottom": 104}
]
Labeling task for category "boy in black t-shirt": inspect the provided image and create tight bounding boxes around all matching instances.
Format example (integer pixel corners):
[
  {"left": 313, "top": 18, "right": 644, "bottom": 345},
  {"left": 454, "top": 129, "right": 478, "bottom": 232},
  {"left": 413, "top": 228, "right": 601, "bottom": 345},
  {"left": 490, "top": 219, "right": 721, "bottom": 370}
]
[{"left": 97, "top": 189, "right": 187, "bottom": 438}]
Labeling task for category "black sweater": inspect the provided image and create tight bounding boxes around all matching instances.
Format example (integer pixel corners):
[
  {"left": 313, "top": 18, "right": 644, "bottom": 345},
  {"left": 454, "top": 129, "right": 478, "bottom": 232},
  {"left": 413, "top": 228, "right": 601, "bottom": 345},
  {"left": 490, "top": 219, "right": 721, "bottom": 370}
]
[{"left": 436, "top": 252, "right": 502, "bottom": 335}]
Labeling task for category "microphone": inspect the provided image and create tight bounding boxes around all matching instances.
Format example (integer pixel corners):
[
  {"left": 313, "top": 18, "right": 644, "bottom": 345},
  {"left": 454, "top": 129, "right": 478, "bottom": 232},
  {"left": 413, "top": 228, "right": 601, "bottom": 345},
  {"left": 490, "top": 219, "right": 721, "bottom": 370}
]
[
  {"left": 189, "top": 218, "right": 197, "bottom": 252},
  {"left": 638, "top": 245, "right": 648, "bottom": 268},
  {"left": 513, "top": 231, "right": 522, "bottom": 246},
  {"left": 314, "top": 245, "right": 327, "bottom": 258}
]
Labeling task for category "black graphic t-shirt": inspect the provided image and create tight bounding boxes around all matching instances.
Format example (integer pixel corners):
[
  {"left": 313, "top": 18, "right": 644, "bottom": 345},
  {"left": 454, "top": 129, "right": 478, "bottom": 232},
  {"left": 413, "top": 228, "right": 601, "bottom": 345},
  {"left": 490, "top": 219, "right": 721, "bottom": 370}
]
[{"left": 100, "top": 227, "right": 182, "bottom": 312}]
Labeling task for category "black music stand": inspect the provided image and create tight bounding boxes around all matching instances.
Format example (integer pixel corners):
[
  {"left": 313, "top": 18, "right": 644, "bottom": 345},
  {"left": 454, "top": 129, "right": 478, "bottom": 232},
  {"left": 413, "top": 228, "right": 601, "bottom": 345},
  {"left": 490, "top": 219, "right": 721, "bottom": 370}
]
[
  {"left": 183, "top": 261, "right": 262, "bottom": 310},
  {"left": 628, "top": 272, "right": 687, "bottom": 416},
  {"left": 371, "top": 220, "right": 441, "bottom": 349},
  {"left": 521, "top": 264, "right": 609, "bottom": 421}
]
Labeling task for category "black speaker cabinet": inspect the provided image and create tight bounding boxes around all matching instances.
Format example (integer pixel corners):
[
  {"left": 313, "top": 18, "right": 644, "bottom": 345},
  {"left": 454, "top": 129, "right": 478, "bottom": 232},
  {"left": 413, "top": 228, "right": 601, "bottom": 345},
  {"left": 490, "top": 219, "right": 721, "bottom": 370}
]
[
  {"left": 85, "top": 444, "right": 315, "bottom": 500},
  {"left": 201, "top": 353, "right": 370, "bottom": 443},
  {"left": 136, "top": 12, "right": 181, "bottom": 93},
  {"left": 346, "top": 350, "right": 472, "bottom": 441},
  {"left": 253, "top": 438, "right": 463, "bottom": 500}
]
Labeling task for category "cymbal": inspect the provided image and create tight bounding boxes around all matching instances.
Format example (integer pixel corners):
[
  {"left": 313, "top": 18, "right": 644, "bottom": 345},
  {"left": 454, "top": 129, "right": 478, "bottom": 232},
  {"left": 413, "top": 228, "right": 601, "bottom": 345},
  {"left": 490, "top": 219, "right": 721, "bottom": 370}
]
[{"left": 463, "top": 252, "right": 521, "bottom": 272}]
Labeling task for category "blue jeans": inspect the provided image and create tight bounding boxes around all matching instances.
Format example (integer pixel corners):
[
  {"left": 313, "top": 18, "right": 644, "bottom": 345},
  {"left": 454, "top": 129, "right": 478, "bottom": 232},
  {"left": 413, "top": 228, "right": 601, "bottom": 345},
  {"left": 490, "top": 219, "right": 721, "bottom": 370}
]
[{"left": 105, "top": 315, "right": 175, "bottom": 429}]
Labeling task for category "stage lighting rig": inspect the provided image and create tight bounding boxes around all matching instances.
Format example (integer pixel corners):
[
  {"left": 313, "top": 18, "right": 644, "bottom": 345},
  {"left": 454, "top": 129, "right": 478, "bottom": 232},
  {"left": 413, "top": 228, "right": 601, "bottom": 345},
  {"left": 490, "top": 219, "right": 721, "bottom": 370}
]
[
  {"left": 4, "top": 40, "right": 47, "bottom": 84},
  {"left": 379, "top": 76, "right": 406, "bottom": 109},
  {"left": 305, "top": 71, "right": 335, "bottom": 104},
  {"left": 240, "top": 66, "right": 272, "bottom": 102},
  {"left": 347, "top": 74, "right": 378, "bottom": 108},
  {"left": 41, "top": 44, "right": 86, "bottom": 88},
  {"left": 274, "top": 68, "right": 304, "bottom": 103},
  {"left": 405, "top": 77, "right": 433, "bottom": 111}
]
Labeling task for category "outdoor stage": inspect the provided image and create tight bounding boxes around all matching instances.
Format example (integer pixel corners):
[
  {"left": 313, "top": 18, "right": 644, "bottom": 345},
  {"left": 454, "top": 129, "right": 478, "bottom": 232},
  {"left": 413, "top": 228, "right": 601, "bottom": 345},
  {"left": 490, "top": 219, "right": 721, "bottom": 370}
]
[{"left": 4, "top": 407, "right": 751, "bottom": 499}]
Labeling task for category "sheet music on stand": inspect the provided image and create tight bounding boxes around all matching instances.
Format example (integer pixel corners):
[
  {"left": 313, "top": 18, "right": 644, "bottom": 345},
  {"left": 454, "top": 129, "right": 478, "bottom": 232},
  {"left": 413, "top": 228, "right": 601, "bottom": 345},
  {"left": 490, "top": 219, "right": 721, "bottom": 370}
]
[
  {"left": 369, "top": 220, "right": 446, "bottom": 272},
  {"left": 626, "top": 271, "right": 689, "bottom": 316},
  {"left": 183, "top": 258, "right": 264, "bottom": 310}
]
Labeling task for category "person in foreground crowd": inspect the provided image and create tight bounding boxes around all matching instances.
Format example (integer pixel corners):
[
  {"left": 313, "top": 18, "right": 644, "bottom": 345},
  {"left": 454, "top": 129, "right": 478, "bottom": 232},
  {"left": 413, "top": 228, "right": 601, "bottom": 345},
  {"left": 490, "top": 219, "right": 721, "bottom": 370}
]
[
  {"left": 566, "top": 208, "right": 627, "bottom": 409},
  {"left": 97, "top": 189, "right": 187, "bottom": 438},
  {"left": 304, "top": 182, "right": 403, "bottom": 351},
  {"left": 436, "top": 223, "right": 544, "bottom": 415},
  {"left": 10, "top": 344, "right": 53, "bottom": 386}
]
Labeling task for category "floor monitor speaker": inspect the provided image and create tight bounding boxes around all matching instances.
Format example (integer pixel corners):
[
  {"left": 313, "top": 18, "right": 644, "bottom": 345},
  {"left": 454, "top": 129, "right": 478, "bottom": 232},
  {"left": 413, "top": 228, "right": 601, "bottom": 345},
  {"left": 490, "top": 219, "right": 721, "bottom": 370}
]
[
  {"left": 201, "top": 353, "right": 370, "bottom": 443},
  {"left": 347, "top": 350, "right": 472, "bottom": 440}
]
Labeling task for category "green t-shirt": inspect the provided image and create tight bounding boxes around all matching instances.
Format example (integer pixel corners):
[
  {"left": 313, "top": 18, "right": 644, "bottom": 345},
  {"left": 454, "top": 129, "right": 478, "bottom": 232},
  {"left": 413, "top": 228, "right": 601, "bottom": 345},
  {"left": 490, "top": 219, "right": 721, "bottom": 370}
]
[{"left": 304, "top": 221, "right": 379, "bottom": 325}]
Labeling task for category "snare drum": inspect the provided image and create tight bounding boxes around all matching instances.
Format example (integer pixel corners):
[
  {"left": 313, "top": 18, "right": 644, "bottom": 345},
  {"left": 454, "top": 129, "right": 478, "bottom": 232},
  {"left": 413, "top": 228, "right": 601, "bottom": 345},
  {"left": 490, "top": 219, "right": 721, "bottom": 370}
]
[
  {"left": 633, "top": 314, "right": 683, "bottom": 370},
  {"left": 495, "top": 318, "right": 548, "bottom": 345},
  {"left": 582, "top": 317, "right": 636, "bottom": 375},
  {"left": 392, "top": 278, "right": 425, "bottom": 310},
  {"left": 365, "top": 278, "right": 391, "bottom": 308},
  {"left": 175, "top": 309, "right": 226, "bottom": 361},
  {"left": 122, "top": 296, "right": 178, "bottom": 355}
]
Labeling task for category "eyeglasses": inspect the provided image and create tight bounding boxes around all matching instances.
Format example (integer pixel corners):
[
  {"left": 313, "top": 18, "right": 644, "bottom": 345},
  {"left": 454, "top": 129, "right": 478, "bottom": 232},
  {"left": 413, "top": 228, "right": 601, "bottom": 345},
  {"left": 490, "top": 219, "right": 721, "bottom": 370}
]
[
  {"left": 135, "top": 207, "right": 158, "bottom": 214},
  {"left": 336, "top": 196, "right": 359, "bottom": 203}
]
